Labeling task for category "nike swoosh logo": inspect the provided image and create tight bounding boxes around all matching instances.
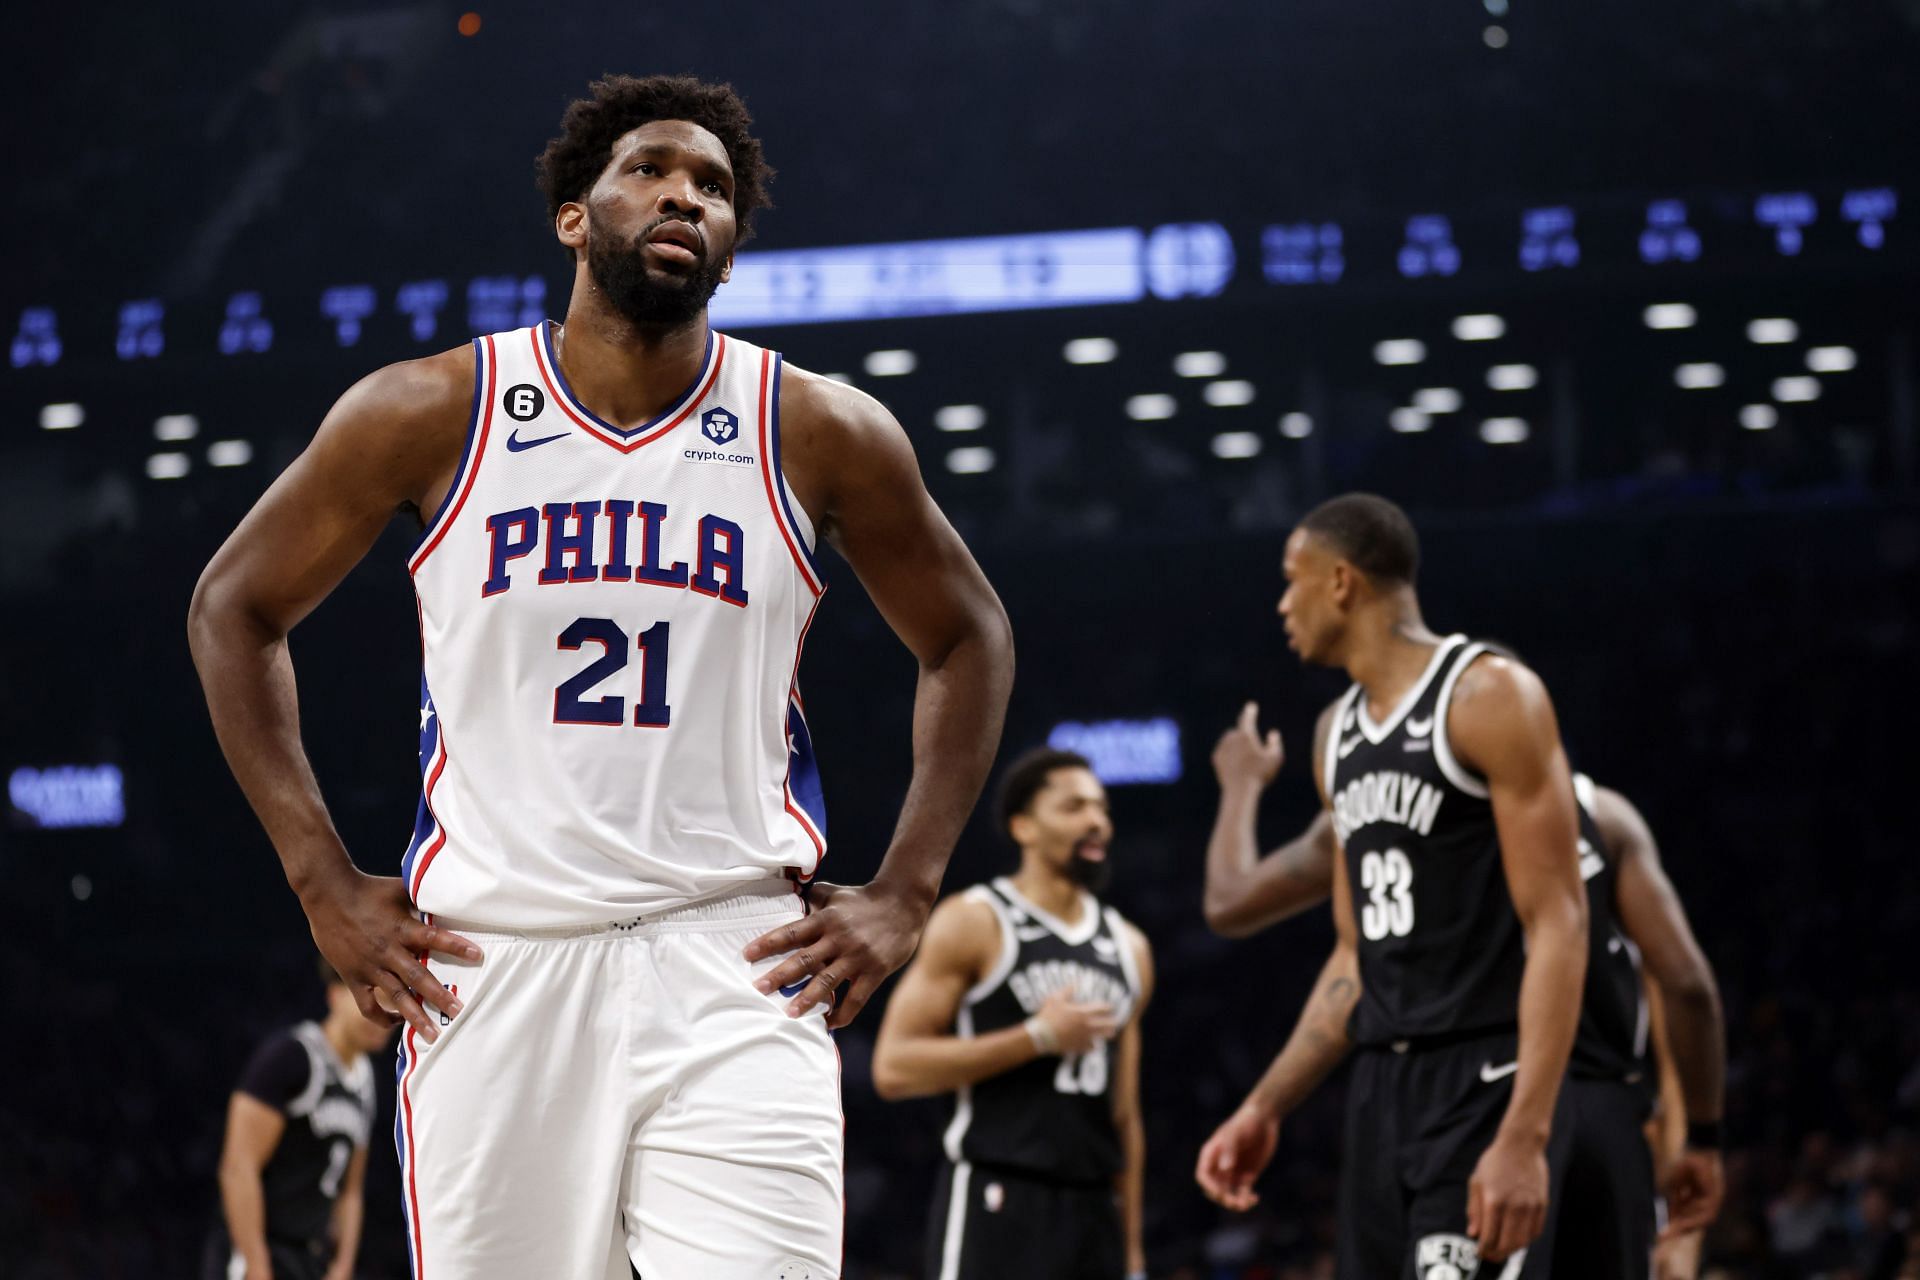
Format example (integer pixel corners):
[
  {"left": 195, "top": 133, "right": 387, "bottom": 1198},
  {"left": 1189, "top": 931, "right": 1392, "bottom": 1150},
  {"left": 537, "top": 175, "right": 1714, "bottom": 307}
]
[
  {"left": 1338, "top": 733, "right": 1364, "bottom": 758},
  {"left": 506, "top": 429, "right": 568, "bottom": 452},
  {"left": 1480, "top": 1060, "right": 1520, "bottom": 1083},
  {"left": 1014, "top": 926, "right": 1050, "bottom": 943},
  {"left": 777, "top": 978, "right": 809, "bottom": 998}
]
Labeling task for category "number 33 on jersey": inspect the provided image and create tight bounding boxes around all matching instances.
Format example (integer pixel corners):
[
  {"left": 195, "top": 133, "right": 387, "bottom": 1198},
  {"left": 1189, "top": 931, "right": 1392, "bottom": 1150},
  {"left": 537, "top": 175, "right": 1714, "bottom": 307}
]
[{"left": 402, "top": 323, "right": 829, "bottom": 928}]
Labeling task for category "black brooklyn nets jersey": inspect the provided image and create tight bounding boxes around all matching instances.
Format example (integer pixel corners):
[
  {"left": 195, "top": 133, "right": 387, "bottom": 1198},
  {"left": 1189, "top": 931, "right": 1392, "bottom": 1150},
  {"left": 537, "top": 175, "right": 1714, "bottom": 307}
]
[
  {"left": 1568, "top": 772, "right": 1652, "bottom": 1094},
  {"left": 942, "top": 878, "right": 1140, "bottom": 1184},
  {"left": 1327, "top": 635, "right": 1530, "bottom": 1045},
  {"left": 235, "top": 1021, "right": 377, "bottom": 1245}
]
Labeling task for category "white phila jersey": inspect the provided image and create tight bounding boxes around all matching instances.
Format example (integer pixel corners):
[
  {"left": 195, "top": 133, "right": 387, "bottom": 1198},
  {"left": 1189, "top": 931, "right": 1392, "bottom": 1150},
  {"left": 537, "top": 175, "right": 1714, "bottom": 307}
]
[{"left": 400, "top": 322, "right": 828, "bottom": 927}]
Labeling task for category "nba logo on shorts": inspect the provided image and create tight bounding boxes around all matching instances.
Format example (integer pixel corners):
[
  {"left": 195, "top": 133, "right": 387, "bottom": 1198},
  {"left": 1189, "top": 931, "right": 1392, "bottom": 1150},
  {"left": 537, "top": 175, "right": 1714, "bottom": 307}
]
[
  {"left": 701, "top": 407, "right": 739, "bottom": 445},
  {"left": 1415, "top": 1233, "right": 1481, "bottom": 1280}
]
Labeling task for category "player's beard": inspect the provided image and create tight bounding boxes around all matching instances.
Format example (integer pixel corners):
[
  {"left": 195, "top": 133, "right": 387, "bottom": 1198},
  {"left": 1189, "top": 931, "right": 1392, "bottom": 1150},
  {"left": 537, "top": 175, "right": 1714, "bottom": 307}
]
[
  {"left": 1065, "top": 845, "right": 1112, "bottom": 895},
  {"left": 587, "top": 225, "right": 728, "bottom": 330}
]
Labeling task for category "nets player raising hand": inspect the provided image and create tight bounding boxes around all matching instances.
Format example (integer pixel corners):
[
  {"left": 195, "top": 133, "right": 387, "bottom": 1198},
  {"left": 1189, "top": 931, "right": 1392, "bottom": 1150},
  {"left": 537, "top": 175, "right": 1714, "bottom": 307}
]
[
  {"left": 873, "top": 749, "right": 1154, "bottom": 1280},
  {"left": 204, "top": 958, "right": 388, "bottom": 1280},
  {"left": 1195, "top": 494, "right": 1589, "bottom": 1277}
]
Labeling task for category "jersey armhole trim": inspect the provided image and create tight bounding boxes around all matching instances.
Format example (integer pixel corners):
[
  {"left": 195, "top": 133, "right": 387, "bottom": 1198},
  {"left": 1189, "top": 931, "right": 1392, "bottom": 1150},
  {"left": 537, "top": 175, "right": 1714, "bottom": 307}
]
[
  {"left": 1433, "top": 641, "right": 1494, "bottom": 799},
  {"left": 408, "top": 334, "right": 496, "bottom": 575},
  {"left": 759, "top": 350, "right": 825, "bottom": 595},
  {"left": 285, "top": 1024, "right": 328, "bottom": 1118},
  {"left": 1104, "top": 907, "right": 1145, "bottom": 1011},
  {"left": 960, "top": 886, "right": 1019, "bottom": 1006}
]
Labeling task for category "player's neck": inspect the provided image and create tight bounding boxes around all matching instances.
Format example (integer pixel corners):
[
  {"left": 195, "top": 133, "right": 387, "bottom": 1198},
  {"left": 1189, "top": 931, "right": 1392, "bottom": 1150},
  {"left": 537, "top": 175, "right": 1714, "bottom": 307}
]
[
  {"left": 1008, "top": 863, "right": 1086, "bottom": 925},
  {"left": 551, "top": 298, "right": 711, "bottom": 430},
  {"left": 1344, "top": 603, "right": 1445, "bottom": 713},
  {"left": 320, "top": 1014, "right": 365, "bottom": 1069}
]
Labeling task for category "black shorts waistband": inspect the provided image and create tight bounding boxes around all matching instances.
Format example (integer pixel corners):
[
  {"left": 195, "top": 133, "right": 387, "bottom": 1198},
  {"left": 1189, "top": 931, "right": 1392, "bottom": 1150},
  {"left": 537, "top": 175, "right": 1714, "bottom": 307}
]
[
  {"left": 1357, "top": 1023, "right": 1517, "bottom": 1055},
  {"left": 951, "top": 1158, "right": 1114, "bottom": 1192}
]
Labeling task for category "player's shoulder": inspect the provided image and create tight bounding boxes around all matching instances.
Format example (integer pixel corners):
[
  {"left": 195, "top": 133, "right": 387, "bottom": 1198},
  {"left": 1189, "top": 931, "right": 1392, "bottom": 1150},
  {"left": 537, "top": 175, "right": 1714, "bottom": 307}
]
[
  {"left": 774, "top": 361, "right": 902, "bottom": 441},
  {"left": 1449, "top": 646, "right": 1550, "bottom": 710},
  {"left": 310, "top": 344, "right": 477, "bottom": 479},
  {"left": 917, "top": 885, "right": 1005, "bottom": 967}
]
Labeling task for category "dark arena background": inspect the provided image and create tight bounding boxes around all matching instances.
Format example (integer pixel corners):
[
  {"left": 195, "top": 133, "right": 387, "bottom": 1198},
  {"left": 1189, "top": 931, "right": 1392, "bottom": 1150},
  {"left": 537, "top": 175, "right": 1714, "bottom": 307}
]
[{"left": 4, "top": 3, "right": 1918, "bottom": 1277}]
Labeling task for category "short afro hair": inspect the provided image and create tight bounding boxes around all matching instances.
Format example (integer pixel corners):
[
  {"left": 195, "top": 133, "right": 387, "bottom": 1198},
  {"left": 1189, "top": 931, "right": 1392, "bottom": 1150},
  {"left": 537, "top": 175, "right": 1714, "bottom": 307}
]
[
  {"left": 993, "top": 747, "right": 1095, "bottom": 841},
  {"left": 535, "top": 74, "right": 774, "bottom": 248},
  {"left": 1298, "top": 492, "right": 1421, "bottom": 585}
]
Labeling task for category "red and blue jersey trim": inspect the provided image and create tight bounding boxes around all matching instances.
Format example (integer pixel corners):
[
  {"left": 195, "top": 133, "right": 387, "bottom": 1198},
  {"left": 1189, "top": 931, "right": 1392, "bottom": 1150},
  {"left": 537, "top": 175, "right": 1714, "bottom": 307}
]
[
  {"left": 531, "top": 320, "right": 725, "bottom": 454},
  {"left": 758, "top": 350, "right": 825, "bottom": 596},
  {"left": 409, "top": 334, "right": 496, "bottom": 576},
  {"left": 782, "top": 595, "right": 828, "bottom": 874}
]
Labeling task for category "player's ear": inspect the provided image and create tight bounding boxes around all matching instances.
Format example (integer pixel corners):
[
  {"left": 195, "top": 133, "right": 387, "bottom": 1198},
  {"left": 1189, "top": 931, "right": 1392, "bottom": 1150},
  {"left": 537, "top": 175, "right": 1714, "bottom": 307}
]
[
  {"left": 1007, "top": 812, "right": 1035, "bottom": 848},
  {"left": 556, "top": 201, "right": 588, "bottom": 255},
  {"left": 719, "top": 255, "right": 732, "bottom": 285}
]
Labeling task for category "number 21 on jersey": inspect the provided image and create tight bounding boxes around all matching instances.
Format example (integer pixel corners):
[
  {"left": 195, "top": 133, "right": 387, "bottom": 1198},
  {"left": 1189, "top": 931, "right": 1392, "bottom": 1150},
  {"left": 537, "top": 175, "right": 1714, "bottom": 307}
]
[{"left": 1359, "top": 848, "right": 1415, "bottom": 940}]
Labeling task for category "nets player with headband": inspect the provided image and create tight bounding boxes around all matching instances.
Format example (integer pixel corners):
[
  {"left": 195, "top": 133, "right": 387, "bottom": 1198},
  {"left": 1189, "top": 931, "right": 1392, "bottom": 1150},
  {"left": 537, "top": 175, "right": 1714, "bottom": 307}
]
[
  {"left": 1197, "top": 710, "right": 1727, "bottom": 1277},
  {"left": 871, "top": 747, "right": 1153, "bottom": 1280},
  {"left": 203, "top": 958, "right": 386, "bottom": 1280},
  {"left": 188, "top": 74, "right": 1013, "bottom": 1279},
  {"left": 1194, "top": 493, "right": 1590, "bottom": 1278}
]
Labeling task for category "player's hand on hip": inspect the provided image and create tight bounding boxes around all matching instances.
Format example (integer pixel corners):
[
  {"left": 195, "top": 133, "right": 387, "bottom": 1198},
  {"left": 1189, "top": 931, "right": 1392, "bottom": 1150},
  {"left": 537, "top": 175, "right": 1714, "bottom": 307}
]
[
  {"left": 1212, "top": 702, "right": 1284, "bottom": 791},
  {"left": 1660, "top": 1148, "right": 1725, "bottom": 1237},
  {"left": 1466, "top": 1130, "right": 1550, "bottom": 1262},
  {"left": 744, "top": 879, "right": 927, "bottom": 1028},
  {"left": 298, "top": 866, "right": 481, "bottom": 1043},
  {"left": 1194, "top": 1103, "right": 1280, "bottom": 1211},
  {"left": 1033, "top": 989, "right": 1119, "bottom": 1056}
]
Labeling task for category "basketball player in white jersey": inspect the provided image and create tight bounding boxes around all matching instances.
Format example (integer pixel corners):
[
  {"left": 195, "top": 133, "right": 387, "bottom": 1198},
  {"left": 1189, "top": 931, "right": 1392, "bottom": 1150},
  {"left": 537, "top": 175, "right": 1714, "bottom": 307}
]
[{"left": 189, "top": 74, "right": 1013, "bottom": 1279}]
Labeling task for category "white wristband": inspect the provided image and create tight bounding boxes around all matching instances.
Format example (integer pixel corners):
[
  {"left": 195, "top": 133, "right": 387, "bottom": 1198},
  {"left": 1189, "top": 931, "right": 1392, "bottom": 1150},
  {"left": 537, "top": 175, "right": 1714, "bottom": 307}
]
[{"left": 1023, "top": 1015, "right": 1060, "bottom": 1056}]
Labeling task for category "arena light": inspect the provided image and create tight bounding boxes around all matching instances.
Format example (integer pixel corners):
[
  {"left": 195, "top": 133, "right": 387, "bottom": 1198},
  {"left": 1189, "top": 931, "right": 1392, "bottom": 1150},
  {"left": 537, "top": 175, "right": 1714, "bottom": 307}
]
[
  {"left": 39, "top": 402, "right": 84, "bottom": 430},
  {"left": 1740, "top": 404, "right": 1779, "bottom": 431},
  {"left": 1644, "top": 303, "right": 1697, "bottom": 330},
  {"left": 8, "top": 764, "right": 125, "bottom": 830},
  {"left": 1452, "top": 314, "right": 1505, "bottom": 342},
  {"left": 1173, "top": 351, "right": 1228, "bottom": 378},
  {"left": 1773, "top": 376, "right": 1821, "bottom": 402},
  {"left": 1746, "top": 318, "right": 1798, "bottom": 345},
  {"left": 1126, "top": 394, "right": 1178, "bottom": 421},
  {"left": 1047, "top": 717, "right": 1182, "bottom": 786},
  {"left": 1389, "top": 407, "right": 1432, "bottom": 434},
  {"left": 1483, "top": 24, "right": 1509, "bottom": 47},
  {"left": 154, "top": 413, "right": 199, "bottom": 441},
  {"left": 1413, "top": 388, "right": 1463, "bottom": 413},
  {"left": 1479, "top": 417, "right": 1530, "bottom": 444},
  {"left": 1064, "top": 337, "right": 1118, "bottom": 365},
  {"left": 208, "top": 440, "right": 254, "bottom": 467},
  {"left": 1374, "top": 339, "right": 1427, "bottom": 366},
  {"left": 944, "top": 446, "right": 996, "bottom": 474},
  {"left": 1806, "top": 346, "right": 1857, "bottom": 373},
  {"left": 147, "top": 452, "right": 190, "bottom": 480},
  {"left": 1279, "top": 412, "right": 1314, "bottom": 439},
  {"left": 1675, "top": 363, "right": 1726, "bottom": 389},
  {"left": 1486, "top": 363, "right": 1538, "bottom": 391},
  {"left": 1211, "top": 431, "right": 1263, "bottom": 459},
  {"left": 1203, "top": 380, "right": 1256, "bottom": 407},
  {"left": 934, "top": 405, "right": 987, "bottom": 432},
  {"left": 863, "top": 349, "right": 917, "bottom": 377}
]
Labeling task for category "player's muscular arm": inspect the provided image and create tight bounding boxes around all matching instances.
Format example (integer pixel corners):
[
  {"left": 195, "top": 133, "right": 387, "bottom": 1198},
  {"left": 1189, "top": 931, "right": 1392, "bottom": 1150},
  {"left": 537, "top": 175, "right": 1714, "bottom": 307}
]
[
  {"left": 871, "top": 897, "right": 1113, "bottom": 1098},
  {"left": 1111, "top": 924, "right": 1155, "bottom": 1278},
  {"left": 218, "top": 1093, "right": 286, "bottom": 1278},
  {"left": 188, "top": 350, "right": 483, "bottom": 1041},
  {"left": 1447, "top": 656, "right": 1588, "bottom": 1262},
  {"left": 745, "top": 369, "right": 1014, "bottom": 1029},
  {"left": 1595, "top": 784, "right": 1726, "bottom": 1236},
  {"left": 1202, "top": 702, "right": 1338, "bottom": 937},
  {"left": 1197, "top": 703, "right": 1360, "bottom": 1211}
]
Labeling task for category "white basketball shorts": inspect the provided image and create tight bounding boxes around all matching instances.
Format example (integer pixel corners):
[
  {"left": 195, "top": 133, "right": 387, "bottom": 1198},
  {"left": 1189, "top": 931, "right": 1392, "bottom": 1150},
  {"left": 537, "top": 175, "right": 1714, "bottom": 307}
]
[{"left": 393, "top": 881, "right": 843, "bottom": 1279}]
